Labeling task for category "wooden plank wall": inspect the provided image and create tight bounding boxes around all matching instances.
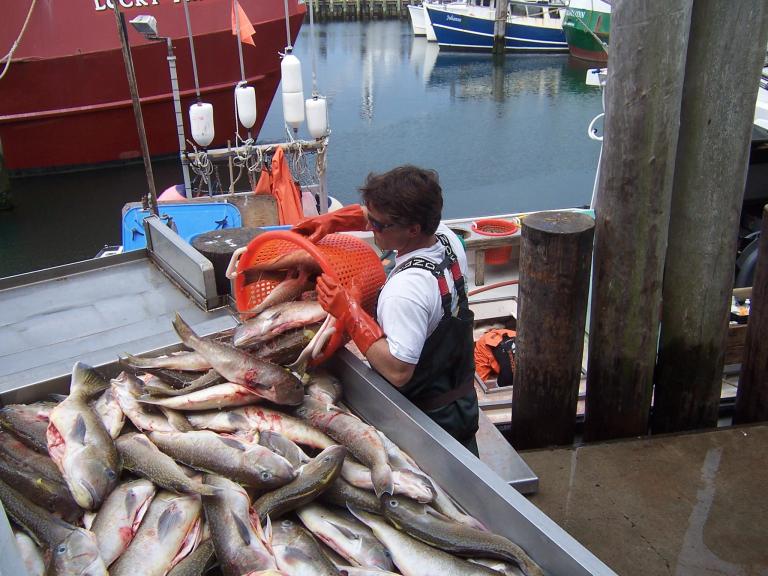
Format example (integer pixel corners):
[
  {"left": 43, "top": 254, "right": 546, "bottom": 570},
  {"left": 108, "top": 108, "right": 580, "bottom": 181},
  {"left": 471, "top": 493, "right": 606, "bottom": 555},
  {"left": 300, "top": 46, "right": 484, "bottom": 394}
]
[{"left": 309, "top": 0, "right": 408, "bottom": 20}]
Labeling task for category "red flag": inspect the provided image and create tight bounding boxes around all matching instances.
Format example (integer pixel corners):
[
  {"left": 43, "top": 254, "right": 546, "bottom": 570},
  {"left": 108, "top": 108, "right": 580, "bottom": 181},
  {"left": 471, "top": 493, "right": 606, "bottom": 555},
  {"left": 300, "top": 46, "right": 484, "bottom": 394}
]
[{"left": 231, "top": 0, "right": 256, "bottom": 47}]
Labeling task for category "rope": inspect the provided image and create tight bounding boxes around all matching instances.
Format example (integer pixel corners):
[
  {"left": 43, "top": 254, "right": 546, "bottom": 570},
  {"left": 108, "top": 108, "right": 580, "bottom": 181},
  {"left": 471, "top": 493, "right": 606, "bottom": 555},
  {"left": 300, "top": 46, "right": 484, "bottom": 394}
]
[{"left": 0, "top": 0, "right": 37, "bottom": 81}]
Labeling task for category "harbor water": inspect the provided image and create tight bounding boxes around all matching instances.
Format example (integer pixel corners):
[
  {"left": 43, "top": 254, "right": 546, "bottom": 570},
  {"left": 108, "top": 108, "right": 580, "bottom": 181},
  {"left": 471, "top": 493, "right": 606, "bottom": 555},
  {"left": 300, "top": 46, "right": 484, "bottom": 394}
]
[{"left": 0, "top": 19, "right": 603, "bottom": 278}]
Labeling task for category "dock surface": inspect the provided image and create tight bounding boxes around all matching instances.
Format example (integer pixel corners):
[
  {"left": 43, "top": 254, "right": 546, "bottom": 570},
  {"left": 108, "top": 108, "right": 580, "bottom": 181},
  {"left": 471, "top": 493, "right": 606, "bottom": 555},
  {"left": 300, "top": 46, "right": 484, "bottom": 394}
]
[{"left": 520, "top": 423, "right": 768, "bottom": 575}]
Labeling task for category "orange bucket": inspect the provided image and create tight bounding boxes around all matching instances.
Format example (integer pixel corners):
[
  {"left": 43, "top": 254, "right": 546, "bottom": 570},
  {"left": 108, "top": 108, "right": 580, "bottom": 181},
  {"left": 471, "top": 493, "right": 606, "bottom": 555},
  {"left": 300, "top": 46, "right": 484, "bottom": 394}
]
[
  {"left": 234, "top": 231, "right": 386, "bottom": 365},
  {"left": 471, "top": 218, "right": 520, "bottom": 265}
]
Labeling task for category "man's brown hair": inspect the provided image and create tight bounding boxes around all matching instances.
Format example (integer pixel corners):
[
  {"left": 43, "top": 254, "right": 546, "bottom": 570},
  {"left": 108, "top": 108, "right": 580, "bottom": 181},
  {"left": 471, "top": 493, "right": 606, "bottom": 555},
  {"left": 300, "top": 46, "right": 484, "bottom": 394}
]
[{"left": 359, "top": 165, "right": 443, "bottom": 235}]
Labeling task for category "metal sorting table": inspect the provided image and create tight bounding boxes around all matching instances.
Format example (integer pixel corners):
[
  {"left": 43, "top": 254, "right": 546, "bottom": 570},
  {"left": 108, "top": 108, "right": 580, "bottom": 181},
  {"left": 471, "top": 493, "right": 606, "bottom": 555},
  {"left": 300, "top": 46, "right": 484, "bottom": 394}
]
[{"left": 0, "top": 344, "right": 616, "bottom": 576}]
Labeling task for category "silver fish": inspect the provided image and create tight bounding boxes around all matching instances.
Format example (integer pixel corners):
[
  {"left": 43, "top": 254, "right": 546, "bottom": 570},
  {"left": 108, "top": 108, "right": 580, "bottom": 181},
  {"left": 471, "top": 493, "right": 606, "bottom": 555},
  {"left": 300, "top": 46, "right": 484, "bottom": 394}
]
[
  {"left": 305, "top": 368, "right": 343, "bottom": 404},
  {"left": 233, "top": 301, "right": 328, "bottom": 347},
  {"left": 91, "top": 478, "right": 157, "bottom": 566},
  {"left": 202, "top": 474, "right": 277, "bottom": 576},
  {"left": 348, "top": 506, "right": 499, "bottom": 576},
  {"left": 121, "top": 350, "right": 212, "bottom": 372},
  {"left": 91, "top": 387, "right": 125, "bottom": 439},
  {"left": 149, "top": 430, "right": 296, "bottom": 489},
  {"left": 336, "top": 568, "right": 402, "bottom": 576},
  {"left": 271, "top": 517, "right": 341, "bottom": 576},
  {"left": 139, "top": 382, "right": 264, "bottom": 411},
  {"left": 49, "top": 527, "right": 109, "bottom": 576},
  {"left": 339, "top": 459, "right": 434, "bottom": 503},
  {"left": 318, "top": 477, "right": 381, "bottom": 515},
  {"left": 257, "top": 430, "right": 311, "bottom": 468},
  {"left": 0, "top": 402, "right": 55, "bottom": 452},
  {"left": 0, "top": 478, "right": 107, "bottom": 576},
  {"left": 14, "top": 530, "right": 45, "bottom": 576},
  {"left": 166, "top": 538, "right": 216, "bottom": 576},
  {"left": 173, "top": 313, "right": 304, "bottom": 406},
  {"left": 111, "top": 372, "right": 182, "bottom": 432},
  {"left": 110, "top": 491, "right": 203, "bottom": 576},
  {"left": 296, "top": 502, "right": 394, "bottom": 571},
  {"left": 242, "top": 266, "right": 313, "bottom": 317},
  {"left": 294, "top": 396, "right": 393, "bottom": 497},
  {"left": 116, "top": 432, "right": 217, "bottom": 496},
  {"left": 144, "top": 369, "right": 224, "bottom": 397},
  {"left": 381, "top": 495, "right": 543, "bottom": 576},
  {"left": 251, "top": 444, "right": 347, "bottom": 523},
  {"left": 0, "top": 430, "right": 81, "bottom": 523},
  {"left": 47, "top": 362, "right": 121, "bottom": 510},
  {"left": 188, "top": 405, "right": 336, "bottom": 450}
]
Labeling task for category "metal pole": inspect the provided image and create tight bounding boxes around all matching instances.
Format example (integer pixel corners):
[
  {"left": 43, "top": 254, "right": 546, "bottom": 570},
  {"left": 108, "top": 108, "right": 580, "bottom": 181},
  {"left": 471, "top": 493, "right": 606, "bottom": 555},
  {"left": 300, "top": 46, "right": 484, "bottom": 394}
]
[
  {"left": 182, "top": 0, "right": 202, "bottom": 101},
  {"left": 112, "top": 4, "right": 159, "bottom": 216},
  {"left": 166, "top": 37, "right": 192, "bottom": 197},
  {"left": 317, "top": 141, "right": 329, "bottom": 215}
]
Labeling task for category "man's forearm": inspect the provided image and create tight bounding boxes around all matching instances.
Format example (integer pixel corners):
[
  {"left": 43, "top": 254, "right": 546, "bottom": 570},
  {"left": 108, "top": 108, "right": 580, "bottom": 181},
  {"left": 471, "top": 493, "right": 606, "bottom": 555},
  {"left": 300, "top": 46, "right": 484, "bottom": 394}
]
[{"left": 364, "top": 338, "right": 416, "bottom": 388}]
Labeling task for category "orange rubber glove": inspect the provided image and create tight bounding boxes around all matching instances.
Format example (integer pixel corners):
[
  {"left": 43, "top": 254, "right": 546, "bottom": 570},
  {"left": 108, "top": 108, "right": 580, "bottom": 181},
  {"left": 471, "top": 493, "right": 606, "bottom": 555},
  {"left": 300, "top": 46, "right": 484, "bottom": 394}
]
[
  {"left": 316, "top": 274, "right": 383, "bottom": 355},
  {"left": 292, "top": 204, "right": 367, "bottom": 243}
]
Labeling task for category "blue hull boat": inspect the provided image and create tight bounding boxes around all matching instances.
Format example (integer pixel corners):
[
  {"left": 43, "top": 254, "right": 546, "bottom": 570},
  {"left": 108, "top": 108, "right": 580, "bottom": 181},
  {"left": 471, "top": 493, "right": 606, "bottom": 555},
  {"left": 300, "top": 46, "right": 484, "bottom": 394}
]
[{"left": 426, "top": 2, "right": 568, "bottom": 52}]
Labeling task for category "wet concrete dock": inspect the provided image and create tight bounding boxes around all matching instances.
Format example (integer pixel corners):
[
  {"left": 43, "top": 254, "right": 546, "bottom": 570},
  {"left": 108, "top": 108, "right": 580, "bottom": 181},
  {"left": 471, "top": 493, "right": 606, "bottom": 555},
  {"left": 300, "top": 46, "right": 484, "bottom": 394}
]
[{"left": 518, "top": 423, "right": 768, "bottom": 575}]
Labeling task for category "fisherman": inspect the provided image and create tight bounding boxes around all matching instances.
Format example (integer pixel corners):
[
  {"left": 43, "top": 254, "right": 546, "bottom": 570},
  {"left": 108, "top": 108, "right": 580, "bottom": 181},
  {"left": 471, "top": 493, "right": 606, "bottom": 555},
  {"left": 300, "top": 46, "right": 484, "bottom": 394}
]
[{"left": 292, "top": 165, "right": 480, "bottom": 456}]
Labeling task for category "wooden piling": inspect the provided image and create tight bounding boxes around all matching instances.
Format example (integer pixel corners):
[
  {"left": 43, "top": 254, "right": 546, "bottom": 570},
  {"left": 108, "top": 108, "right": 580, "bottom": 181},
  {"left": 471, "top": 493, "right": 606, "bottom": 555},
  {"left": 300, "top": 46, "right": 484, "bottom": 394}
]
[
  {"left": 510, "top": 211, "right": 595, "bottom": 449},
  {"left": 652, "top": 1, "right": 768, "bottom": 434},
  {"left": 492, "top": 0, "right": 508, "bottom": 55},
  {"left": 583, "top": 0, "right": 693, "bottom": 442},
  {"left": 734, "top": 205, "right": 768, "bottom": 424}
]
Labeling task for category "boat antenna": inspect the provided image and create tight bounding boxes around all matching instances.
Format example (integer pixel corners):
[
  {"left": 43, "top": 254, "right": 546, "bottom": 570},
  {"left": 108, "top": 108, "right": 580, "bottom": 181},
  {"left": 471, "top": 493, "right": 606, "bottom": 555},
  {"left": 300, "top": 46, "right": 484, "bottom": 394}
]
[
  {"left": 182, "top": 0, "right": 202, "bottom": 102},
  {"left": 283, "top": 0, "right": 293, "bottom": 50},
  {"left": 308, "top": 0, "right": 319, "bottom": 96},
  {"left": 233, "top": 0, "right": 246, "bottom": 83}
]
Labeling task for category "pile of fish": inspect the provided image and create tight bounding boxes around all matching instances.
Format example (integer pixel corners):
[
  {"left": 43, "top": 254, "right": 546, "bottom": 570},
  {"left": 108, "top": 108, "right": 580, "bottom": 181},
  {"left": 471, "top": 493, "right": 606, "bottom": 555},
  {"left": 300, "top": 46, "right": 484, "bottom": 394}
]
[{"left": 0, "top": 306, "right": 546, "bottom": 576}]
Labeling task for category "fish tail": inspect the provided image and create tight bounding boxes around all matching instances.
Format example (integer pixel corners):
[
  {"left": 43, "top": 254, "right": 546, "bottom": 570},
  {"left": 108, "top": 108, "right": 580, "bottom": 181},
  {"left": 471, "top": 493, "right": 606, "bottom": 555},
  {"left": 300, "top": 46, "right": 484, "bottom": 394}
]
[
  {"left": 71, "top": 362, "right": 109, "bottom": 399},
  {"left": 172, "top": 313, "right": 198, "bottom": 348},
  {"left": 371, "top": 464, "right": 394, "bottom": 498},
  {"left": 196, "top": 483, "right": 222, "bottom": 496},
  {"left": 120, "top": 353, "right": 153, "bottom": 369}
]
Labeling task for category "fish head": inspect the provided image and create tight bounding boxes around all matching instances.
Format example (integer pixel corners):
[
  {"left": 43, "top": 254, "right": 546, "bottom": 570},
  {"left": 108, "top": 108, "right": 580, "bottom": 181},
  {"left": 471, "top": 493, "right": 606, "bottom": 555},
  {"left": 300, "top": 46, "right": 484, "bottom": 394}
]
[
  {"left": 243, "top": 446, "right": 297, "bottom": 488},
  {"left": 51, "top": 528, "right": 107, "bottom": 576},
  {"left": 246, "top": 370, "right": 305, "bottom": 406},
  {"left": 66, "top": 448, "right": 120, "bottom": 510},
  {"left": 302, "top": 444, "right": 347, "bottom": 483}
]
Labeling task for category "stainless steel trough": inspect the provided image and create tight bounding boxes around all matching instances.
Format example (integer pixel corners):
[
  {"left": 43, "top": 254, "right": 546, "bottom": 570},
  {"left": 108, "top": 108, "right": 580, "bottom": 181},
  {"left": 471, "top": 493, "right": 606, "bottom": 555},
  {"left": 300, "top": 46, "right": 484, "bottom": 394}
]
[{"left": 0, "top": 344, "right": 616, "bottom": 576}]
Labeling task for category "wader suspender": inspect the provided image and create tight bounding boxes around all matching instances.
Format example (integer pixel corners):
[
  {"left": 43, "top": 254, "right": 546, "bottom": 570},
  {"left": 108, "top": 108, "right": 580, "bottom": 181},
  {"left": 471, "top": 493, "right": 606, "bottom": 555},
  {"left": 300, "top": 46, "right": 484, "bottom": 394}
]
[{"left": 391, "top": 234, "right": 475, "bottom": 411}]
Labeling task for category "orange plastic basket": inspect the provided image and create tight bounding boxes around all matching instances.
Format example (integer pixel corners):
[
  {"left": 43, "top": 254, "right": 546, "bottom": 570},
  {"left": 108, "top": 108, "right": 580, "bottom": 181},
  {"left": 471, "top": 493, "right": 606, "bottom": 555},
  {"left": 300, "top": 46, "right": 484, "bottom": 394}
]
[
  {"left": 234, "top": 231, "right": 386, "bottom": 365},
  {"left": 471, "top": 218, "right": 520, "bottom": 265}
]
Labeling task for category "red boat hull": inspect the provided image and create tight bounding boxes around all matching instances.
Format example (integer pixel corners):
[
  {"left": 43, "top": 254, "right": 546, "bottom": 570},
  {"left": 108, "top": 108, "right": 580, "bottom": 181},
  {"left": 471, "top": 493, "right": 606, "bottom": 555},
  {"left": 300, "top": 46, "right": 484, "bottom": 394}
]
[{"left": 0, "top": 0, "right": 306, "bottom": 172}]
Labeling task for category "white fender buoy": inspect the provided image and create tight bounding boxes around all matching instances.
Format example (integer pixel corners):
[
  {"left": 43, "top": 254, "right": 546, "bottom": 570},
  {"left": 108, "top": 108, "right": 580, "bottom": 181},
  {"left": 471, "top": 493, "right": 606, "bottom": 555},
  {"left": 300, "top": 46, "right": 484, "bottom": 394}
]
[
  {"left": 281, "top": 48, "right": 304, "bottom": 131},
  {"left": 306, "top": 95, "right": 329, "bottom": 139},
  {"left": 235, "top": 83, "right": 257, "bottom": 129},
  {"left": 189, "top": 102, "right": 214, "bottom": 147}
]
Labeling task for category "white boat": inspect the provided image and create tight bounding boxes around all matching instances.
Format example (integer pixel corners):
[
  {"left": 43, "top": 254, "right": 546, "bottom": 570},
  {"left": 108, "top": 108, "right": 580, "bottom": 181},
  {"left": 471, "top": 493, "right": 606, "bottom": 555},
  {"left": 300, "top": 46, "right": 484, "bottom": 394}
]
[
  {"left": 755, "top": 66, "right": 768, "bottom": 130},
  {"left": 407, "top": 3, "right": 427, "bottom": 36}
]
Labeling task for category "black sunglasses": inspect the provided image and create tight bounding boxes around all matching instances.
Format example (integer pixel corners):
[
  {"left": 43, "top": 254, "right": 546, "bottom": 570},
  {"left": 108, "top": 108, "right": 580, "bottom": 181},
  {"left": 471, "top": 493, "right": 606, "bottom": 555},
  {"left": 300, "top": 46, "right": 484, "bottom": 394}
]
[{"left": 368, "top": 214, "right": 396, "bottom": 232}]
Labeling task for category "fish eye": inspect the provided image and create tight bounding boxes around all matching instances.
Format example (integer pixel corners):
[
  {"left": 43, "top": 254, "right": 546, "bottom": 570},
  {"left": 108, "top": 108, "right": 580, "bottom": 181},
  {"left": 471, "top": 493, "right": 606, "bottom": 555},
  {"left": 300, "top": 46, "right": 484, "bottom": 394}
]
[
  {"left": 261, "top": 471, "right": 273, "bottom": 481},
  {"left": 281, "top": 520, "right": 293, "bottom": 528},
  {"left": 56, "top": 544, "right": 67, "bottom": 555},
  {"left": 106, "top": 469, "right": 117, "bottom": 480},
  {"left": 388, "top": 498, "right": 398, "bottom": 507}
]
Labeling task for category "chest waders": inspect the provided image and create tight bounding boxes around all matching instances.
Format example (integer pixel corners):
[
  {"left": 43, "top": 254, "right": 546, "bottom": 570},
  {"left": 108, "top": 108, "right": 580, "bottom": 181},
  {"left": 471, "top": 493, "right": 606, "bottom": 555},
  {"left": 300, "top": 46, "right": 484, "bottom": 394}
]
[{"left": 387, "top": 233, "right": 480, "bottom": 455}]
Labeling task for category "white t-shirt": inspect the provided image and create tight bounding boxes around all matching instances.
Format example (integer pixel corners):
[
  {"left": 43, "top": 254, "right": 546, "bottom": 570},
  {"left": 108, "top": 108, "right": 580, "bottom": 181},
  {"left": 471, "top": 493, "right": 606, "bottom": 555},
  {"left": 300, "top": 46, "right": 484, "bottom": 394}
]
[{"left": 376, "top": 223, "right": 469, "bottom": 365}]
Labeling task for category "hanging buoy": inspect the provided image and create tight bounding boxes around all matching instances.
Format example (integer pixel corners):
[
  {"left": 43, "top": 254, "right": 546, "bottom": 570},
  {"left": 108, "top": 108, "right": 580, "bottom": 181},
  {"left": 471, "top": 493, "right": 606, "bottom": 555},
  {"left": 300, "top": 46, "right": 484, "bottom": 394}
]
[
  {"left": 281, "top": 48, "right": 304, "bottom": 131},
  {"left": 235, "top": 83, "right": 257, "bottom": 129},
  {"left": 306, "top": 95, "right": 329, "bottom": 139},
  {"left": 189, "top": 102, "right": 215, "bottom": 147}
]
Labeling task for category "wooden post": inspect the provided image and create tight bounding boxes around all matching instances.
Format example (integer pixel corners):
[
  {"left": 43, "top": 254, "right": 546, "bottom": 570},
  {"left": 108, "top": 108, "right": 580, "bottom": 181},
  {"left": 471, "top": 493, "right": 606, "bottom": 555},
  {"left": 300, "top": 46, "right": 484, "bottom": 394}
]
[
  {"left": 510, "top": 211, "right": 595, "bottom": 449},
  {"left": 583, "top": 0, "right": 692, "bottom": 442},
  {"left": 734, "top": 205, "right": 768, "bottom": 424},
  {"left": 492, "top": 0, "right": 508, "bottom": 55},
  {"left": 653, "top": 1, "right": 768, "bottom": 434}
]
